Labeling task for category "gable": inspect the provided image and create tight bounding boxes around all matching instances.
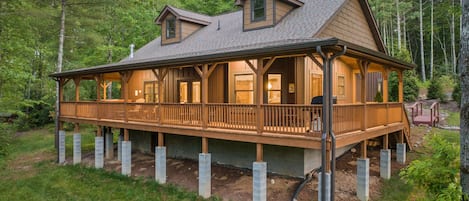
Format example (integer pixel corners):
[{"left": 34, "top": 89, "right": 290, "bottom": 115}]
[{"left": 315, "top": 0, "right": 383, "bottom": 52}]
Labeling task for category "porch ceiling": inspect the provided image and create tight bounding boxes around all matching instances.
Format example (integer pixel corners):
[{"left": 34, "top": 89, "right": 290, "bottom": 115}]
[{"left": 50, "top": 38, "right": 415, "bottom": 78}]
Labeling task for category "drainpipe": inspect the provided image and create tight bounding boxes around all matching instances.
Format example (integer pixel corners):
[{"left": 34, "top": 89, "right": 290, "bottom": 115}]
[{"left": 317, "top": 45, "right": 346, "bottom": 201}]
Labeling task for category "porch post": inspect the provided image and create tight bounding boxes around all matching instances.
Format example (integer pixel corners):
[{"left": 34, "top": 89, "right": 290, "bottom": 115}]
[
  {"left": 253, "top": 143, "right": 267, "bottom": 201},
  {"left": 152, "top": 68, "right": 168, "bottom": 125},
  {"left": 73, "top": 77, "right": 81, "bottom": 102},
  {"left": 380, "top": 135, "right": 391, "bottom": 179},
  {"left": 382, "top": 68, "right": 389, "bottom": 102},
  {"left": 73, "top": 123, "right": 81, "bottom": 165},
  {"left": 256, "top": 59, "right": 264, "bottom": 134},
  {"left": 155, "top": 132, "right": 166, "bottom": 184},
  {"left": 358, "top": 60, "right": 370, "bottom": 131},
  {"left": 95, "top": 75, "right": 102, "bottom": 119},
  {"left": 122, "top": 129, "right": 132, "bottom": 176},
  {"left": 199, "top": 137, "right": 211, "bottom": 198},
  {"left": 357, "top": 140, "right": 369, "bottom": 201},
  {"left": 120, "top": 71, "right": 133, "bottom": 122},
  {"left": 398, "top": 70, "right": 404, "bottom": 103},
  {"left": 95, "top": 126, "right": 104, "bottom": 169}
]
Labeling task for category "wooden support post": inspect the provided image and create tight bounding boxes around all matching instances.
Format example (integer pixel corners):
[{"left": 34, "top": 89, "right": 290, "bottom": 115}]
[
  {"left": 398, "top": 70, "right": 404, "bottom": 103},
  {"left": 202, "top": 64, "right": 209, "bottom": 129},
  {"left": 400, "top": 130, "right": 404, "bottom": 144},
  {"left": 202, "top": 137, "right": 208, "bottom": 154},
  {"left": 358, "top": 60, "right": 369, "bottom": 131},
  {"left": 74, "top": 77, "right": 81, "bottom": 102},
  {"left": 120, "top": 71, "right": 133, "bottom": 122},
  {"left": 158, "top": 132, "right": 164, "bottom": 147},
  {"left": 96, "top": 75, "right": 102, "bottom": 101},
  {"left": 361, "top": 140, "right": 367, "bottom": 159},
  {"left": 256, "top": 143, "right": 263, "bottom": 162},
  {"left": 74, "top": 123, "right": 79, "bottom": 133},
  {"left": 383, "top": 134, "right": 389, "bottom": 150},
  {"left": 97, "top": 125, "right": 102, "bottom": 137},
  {"left": 124, "top": 129, "right": 129, "bottom": 141},
  {"left": 382, "top": 68, "right": 389, "bottom": 102},
  {"left": 326, "top": 145, "right": 331, "bottom": 172}
]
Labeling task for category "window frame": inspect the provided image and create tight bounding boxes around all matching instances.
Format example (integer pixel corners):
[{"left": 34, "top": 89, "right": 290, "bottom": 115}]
[
  {"left": 234, "top": 74, "right": 254, "bottom": 104},
  {"left": 166, "top": 17, "right": 176, "bottom": 39},
  {"left": 251, "top": 0, "right": 266, "bottom": 22},
  {"left": 337, "top": 75, "right": 345, "bottom": 97},
  {"left": 267, "top": 74, "right": 282, "bottom": 104},
  {"left": 143, "top": 81, "right": 159, "bottom": 103}
]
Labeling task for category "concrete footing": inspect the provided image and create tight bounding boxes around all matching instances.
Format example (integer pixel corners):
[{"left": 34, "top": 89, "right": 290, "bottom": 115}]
[
  {"left": 122, "top": 141, "right": 132, "bottom": 176},
  {"left": 73, "top": 133, "right": 81, "bottom": 164},
  {"left": 357, "top": 158, "right": 369, "bottom": 201},
  {"left": 380, "top": 150, "right": 391, "bottom": 179},
  {"left": 117, "top": 135, "right": 123, "bottom": 161},
  {"left": 253, "top": 162, "right": 267, "bottom": 201},
  {"left": 58, "top": 130, "right": 66, "bottom": 164},
  {"left": 155, "top": 146, "right": 166, "bottom": 184},
  {"left": 318, "top": 172, "right": 331, "bottom": 201},
  {"left": 105, "top": 131, "right": 114, "bottom": 159},
  {"left": 198, "top": 153, "right": 211, "bottom": 198},
  {"left": 95, "top": 137, "right": 104, "bottom": 168},
  {"left": 396, "top": 143, "right": 406, "bottom": 164}
]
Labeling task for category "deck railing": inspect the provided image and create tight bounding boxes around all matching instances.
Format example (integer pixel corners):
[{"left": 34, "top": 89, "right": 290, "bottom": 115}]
[{"left": 60, "top": 101, "right": 404, "bottom": 136}]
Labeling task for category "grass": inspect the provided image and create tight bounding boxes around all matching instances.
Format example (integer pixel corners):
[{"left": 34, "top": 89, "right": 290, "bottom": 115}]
[
  {"left": 445, "top": 111, "right": 460, "bottom": 127},
  {"left": 0, "top": 127, "right": 218, "bottom": 201}
]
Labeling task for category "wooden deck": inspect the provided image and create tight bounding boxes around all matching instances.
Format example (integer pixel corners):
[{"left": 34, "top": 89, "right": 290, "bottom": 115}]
[
  {"left": 60, "top": 102, "right": 410, "bottom": 149},
  {"left": 409, "top": 101, "right": 440, "bottom": 127}
]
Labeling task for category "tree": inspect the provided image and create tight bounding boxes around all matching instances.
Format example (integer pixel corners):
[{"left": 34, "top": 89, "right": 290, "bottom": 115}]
[
  {"left": 420, "top": 0, "right": 426, "bottom": 82},
  {"left": 460, "top": 0, "right": 469, "bottom": 198}
]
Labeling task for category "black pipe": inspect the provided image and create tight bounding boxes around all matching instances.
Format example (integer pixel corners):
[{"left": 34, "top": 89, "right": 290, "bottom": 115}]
[
  {"left": 291, "top": 167, "right": 321, "bottom": 201},
  {"left": 317, "top": 45, "right": 329, "bottom": 201}
]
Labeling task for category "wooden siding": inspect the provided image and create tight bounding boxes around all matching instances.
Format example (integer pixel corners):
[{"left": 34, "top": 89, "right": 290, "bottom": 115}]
[
  {"left": 275, "top": 0, "right": 293, "bottom": 23},
  {"left": 161, "top": 13, "right": 181, "bottom": 45},
  {"left": 208, "top": 64, "right": 227, "bottom": 103},
  {"left": 316, "top": 0, "right": 379, "bottom": 51},
  {"left": 264, "top": 57, "right": 296, "bottom": 104},
  {"left": 127, "top": 70, "right": 157, "bottom": 102},
  {"left": 181, "top": 21, "right": 203, "bottom": 39},
  {"left": 244, "top": 0, "right": 275, "bottom": 30}
]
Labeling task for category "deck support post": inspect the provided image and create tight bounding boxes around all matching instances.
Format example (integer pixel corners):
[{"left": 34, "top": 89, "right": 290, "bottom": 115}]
[
  {"left": 380, "top": 149, "right": 391, "bottom": 179},
  {"left": 253, "top": 161, "right": 267, "bottom": 201},
  {"left": 155, "top": 132, "right": 166, "bottom": 183},
  {"left": 118, "top": 128, "right": 123, "bottom": 161},
  {"left": 59, "top": 130, "right": 66, "bottom": 164},
  {"left": 198, "top": 153, "right": 211, "bottom": 198},
  {"left": 357, "top": 158, "right": 370, "bottom": 201},
  {"left": 73, "top": 123, "right": 81, "bottom": 164},
  {"left": 95, "top": 126, "right": 104, "bottom": 169},
  {"left": 105, "top": 127, "right": 114, "bottom": 159},
  {"left": 122, "top": 129, "right": 131, "bottom": 176},
  {"left": 396, "top": 143, "right": 406, "bottom": 164}
]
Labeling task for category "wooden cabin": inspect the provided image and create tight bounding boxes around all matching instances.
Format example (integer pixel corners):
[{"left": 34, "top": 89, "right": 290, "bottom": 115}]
[{"left": 51, "top": 0, "right": 414, "bottom": 199}]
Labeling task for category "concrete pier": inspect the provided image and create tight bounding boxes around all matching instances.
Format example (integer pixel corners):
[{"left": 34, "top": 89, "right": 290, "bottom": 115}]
[
  {"left": 58, "top": 130, "right": 66, "bottom": 164},
  {"left": 396, "top": 143, "right": 406, "bottom": 164},
  {"left": 95, "top": 136, "right": 104, "bottom": 168},
  {"left": 121, "top": 141, "right": 132, "bottom": 176},
  {"left": 73, "top": 133, "right": 81, "bottom": 164},
  {"left": 105, "top": 131, "right": 114, "bottom": 159},
  {"left": 253, "top": 162, "right": 267, "bottom": 201},
  {"left": 117, "top": 134, "right": 123, "bottom": 161},
  {"left": 380, "top": 150, "right": 391, "bottom": 179},
  {"left": 155, "top": 146, "right": 166, "bottom": 184},
  {"left": 357, "top": 158, "right": 369, "bottom": 201},
  {"left": 198, "top": 153, "right": 211, "bottom": 198}
]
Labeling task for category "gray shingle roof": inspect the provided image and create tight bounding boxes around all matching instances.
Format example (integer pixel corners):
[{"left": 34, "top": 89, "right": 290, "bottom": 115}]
[
  {"left": 155, "top": 5, "right": 212, "bottom": 25},
  {"left": 127, "top": 0, "right": 347, "bottom": 62}
]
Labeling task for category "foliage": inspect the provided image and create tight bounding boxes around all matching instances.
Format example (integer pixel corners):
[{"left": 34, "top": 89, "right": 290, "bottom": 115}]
[
  {"left": 403, "top": 71, "right": 420, "bottom": 102},
  {"left": 378, "top": 175, "right": 414, "bottom": 201},
  {"left": 452, "top": 81, "right": 461, "bottom": 107},
  {"left": 374, "top": 91, "right": 383, "bottom": 102},
  {"left": 445, "top": 111, "right": 461, "bottom": 127},
  {"left": 427, "top": 78, "right": 446, "bottom": 101},
  {"left": 400, "top": 134, "right": 462, "bottom": 200},
  {"left": 0, "top": 123, "right": 15, "bottom": 158}
]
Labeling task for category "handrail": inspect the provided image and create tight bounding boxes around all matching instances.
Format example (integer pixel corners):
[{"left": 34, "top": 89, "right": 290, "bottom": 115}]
[
  {"left": 408, "top": 101, "right": 422, "bottom": 123},
  {"left": 429, "top": 102, "right": 440, "bottom": 126},
  {"left": 402, "top": 104, "right": 413, "bottom": 150}
]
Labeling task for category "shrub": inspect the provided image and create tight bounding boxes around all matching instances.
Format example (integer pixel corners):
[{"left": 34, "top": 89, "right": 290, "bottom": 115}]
[
  {"left": 400, "top": 135, "right": 461, "bottom": 200},
  {"left": 0, "top": 123, "right": 15, "bottom": 157},
  {"left": 427, "top": 78, "right": 446, "bottom": 102},
  {"left": 374, "top": 91, "right": 383, "bottom": 102},
  {"left": 452, "top": 81, "right": 461, "bottom": 107},
  {"left": 403, "top": 71, "right": 419, "bottom": 102}
]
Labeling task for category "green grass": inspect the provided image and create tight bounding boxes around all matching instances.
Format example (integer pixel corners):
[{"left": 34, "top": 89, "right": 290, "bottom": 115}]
[
  {"left": 446, "top": 111, "right": 460, "bottom": 127},
  {"left": 430, "top": 128, "right": 459, "bottom": 144},
  {"left": 0, "top": 128, "right": 218, "bottom": 201},
  {"left": 379, "top": 175, "right": 414, "bottom": 201}
]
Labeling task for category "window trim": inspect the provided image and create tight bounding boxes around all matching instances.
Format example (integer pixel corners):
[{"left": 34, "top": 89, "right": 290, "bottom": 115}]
[
  {"left": 267, "top": 74, "right": 282, "bottom": 104},
  {"left": 251, "top": 0, "right": 266, "bottom": 22},
  {"left": 166, "top": 17, "right": 176, "bottom": 39},
  {"left": 143, "top": 81, "right": 159, "bottom": 103},
  {"left": 234, "top": 74, "right": 254, "bottom": 104},
  {"left": 337, "top": 75, "right": 345, "bottom": 97}
]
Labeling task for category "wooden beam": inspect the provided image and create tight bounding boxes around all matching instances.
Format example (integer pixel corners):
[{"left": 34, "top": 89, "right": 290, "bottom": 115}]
[
  {"left": 358, "top": 60, "right": 369, "bottom": 131},
  {"left": 202, "top": 137, "right": 208, "bottom": 153},
  {"left": 73, "top": 77, "right": 81, "bottom": 102},
  {"left": 158, "top": 132, "right": 164, "bottom": 147},
  {"left": 194, "top": 65, "right": 203, "bottom": 77},
  {"left": 361, "top": 140, "right": 367, "bottom": 159},
  {"left": 256, "top": 143, "right": 263, "bottom": 162},
  {"left": 398, "top": 70, "right": 404, "bottom": 103},
  {"left": 256, "top": 59, "right": 264, "bottom": 134},
  {"left": 97, "top": 125, "right": 102, "bottom": 137},
  {"left": 201, "top": 64, "right": 209, "bottom": 129},
  {"left": 206, "top": 62, "right": 221, "bottom": 78},
  {"left": 383, "top": 134, "right": 389, "bottom": 150},
  {"left": 244, "top": 60, "right": 257, "bottom": 73},
  {"left": 261, "top": 56, "right": 278, "bottom": 75},
  {"left": 74, "top": 123, "right": 80, "bottom": 133},
  {"left": 124, "top": 128, "right": 129, "bottom": 141},
  {"left": 151, "top": 69, "right": 159, "bottom": 79},
  {"left": 382, "top": 67, "right": 389, "bottom": 102},
  {"left": 306, "top": 52, "right": 323, "bottom": 70}
]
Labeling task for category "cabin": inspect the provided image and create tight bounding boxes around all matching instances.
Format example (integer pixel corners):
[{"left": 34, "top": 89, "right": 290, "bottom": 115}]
[{"left": 51, "top": 0, "right": 414, "bottom": 200}]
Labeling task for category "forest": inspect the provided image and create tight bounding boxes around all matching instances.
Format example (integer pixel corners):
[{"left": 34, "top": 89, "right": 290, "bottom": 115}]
[{"left": 0, "top": 0, "right": 463, "bottom": 129}]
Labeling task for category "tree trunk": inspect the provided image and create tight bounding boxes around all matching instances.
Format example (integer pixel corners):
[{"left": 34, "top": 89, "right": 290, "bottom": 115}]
[
  {"left": 55, "top": 0, "right": 66, "bottom": 155},
  {"left": 452, "top": 0, "right": 458, "bottom": 74},
  {"left": 396, "top": 0, "right": 401, "bottom": 50},
  {"left": 420, "top": 0, "right": 426, "bottom": 81},
  {"left": 430, "top": 0, "right": 434, "bottom": 79},
  {"left": 460, "top": 0, "right": 469, "bottom": 197}
]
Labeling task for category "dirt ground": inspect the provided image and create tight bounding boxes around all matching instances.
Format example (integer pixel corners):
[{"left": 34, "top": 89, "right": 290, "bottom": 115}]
[{"left": 73, "top": 102, "right": 443, "bottom": 201}]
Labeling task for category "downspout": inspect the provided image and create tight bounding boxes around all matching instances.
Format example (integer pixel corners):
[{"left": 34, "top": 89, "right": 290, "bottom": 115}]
[{"left": 317, "top": 45, "right": 347, "bottom": 201}]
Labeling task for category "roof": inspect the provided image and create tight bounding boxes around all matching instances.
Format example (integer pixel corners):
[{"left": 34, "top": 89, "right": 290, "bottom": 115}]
[
  {"left": 155, "top": 5, "right": 211, "bottom": 25},
  {"left": 51, "top": 0, "right": 413, "bottom": 78}
]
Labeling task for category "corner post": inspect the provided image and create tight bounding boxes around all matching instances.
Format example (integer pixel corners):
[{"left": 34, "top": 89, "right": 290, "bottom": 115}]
[{"left": 253, "top": 143, "right": 266, "bottom": 201}]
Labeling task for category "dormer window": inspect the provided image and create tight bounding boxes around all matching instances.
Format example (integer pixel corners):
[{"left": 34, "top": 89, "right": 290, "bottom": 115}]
[
  {"left": 166, "top": 17, "right": 176, "bottom": 39},
  {"left": 251, "top": 0, "right": 266, "bottom": 22}
]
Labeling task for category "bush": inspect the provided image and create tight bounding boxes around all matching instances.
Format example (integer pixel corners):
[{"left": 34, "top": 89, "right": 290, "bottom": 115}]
[
  {"left": 400, "top": 135, "right": 462, "bottom": 200},
  {"left": 403, "top": 71, "right": 419, "bottom": 102},
  {"left": 15, "top": 100, "right": 53, "bottom": 131},
  {"left": 427, "top": 78, "right": 446, "bottom": 102},
  {"left": 452, "top": 81, "right": 461, "bottom": 107},
  {"left": 374, "top": 91, "right": 383, "bottom": 102},
  {"left": 0, "top": 123, "right": 15, "bottom": 157}
]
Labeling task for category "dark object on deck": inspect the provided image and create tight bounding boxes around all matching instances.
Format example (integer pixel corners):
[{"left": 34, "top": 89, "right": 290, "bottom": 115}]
[{"left": 310, "top": 96, "right": 337, "bottom": 104}]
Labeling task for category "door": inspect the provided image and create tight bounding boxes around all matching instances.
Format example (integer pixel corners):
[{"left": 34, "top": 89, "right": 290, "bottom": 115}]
[{"left": 179, "top": 80, "right": 201, "bottom": 103}]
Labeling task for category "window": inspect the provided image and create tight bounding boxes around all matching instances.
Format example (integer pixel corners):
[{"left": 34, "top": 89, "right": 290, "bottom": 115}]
[
  {"left": 235, "top": 74, "right": 254, "bottom": 104},
  {"left": 337, "top": 75, "right": 345, "bottom": 96},
  {"left": 166, "top": 17, "right": 176, "bottom": 39},
  {"left": 144, "top": 81, "right": 159, "bottom": 103},
  {"left": 179, "top": 81, "right": 188, "bottom": 103},
  {"left": 251, "top": 0, "right": 266, "bottom": 22},
  {"left": 192, "top": 81, "right": 201, "bottom": 103},
  {"left": 310, "top": 73, "right": 323, "bottom": 98},
  {"left": 267, "top": 74, "right": 281, "bottom": 104},
  {"left": 179, "top": 81, "right": 200, "bottom": 103}
]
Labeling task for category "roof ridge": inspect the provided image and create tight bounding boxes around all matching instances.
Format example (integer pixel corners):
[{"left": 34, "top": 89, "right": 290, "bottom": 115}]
[{"left": 167, "top": 5, "right": 212, "bottom": 17}]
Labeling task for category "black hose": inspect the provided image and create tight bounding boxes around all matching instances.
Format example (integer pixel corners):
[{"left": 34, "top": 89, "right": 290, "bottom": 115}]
[{"left": 291, "top": 167, "right": 321, "bottom": 201}]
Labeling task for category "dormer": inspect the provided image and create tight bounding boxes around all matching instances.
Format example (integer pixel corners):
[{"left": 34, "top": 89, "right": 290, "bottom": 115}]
[
  {"left": 237, "top": 0, "right": 303, "bottom": 31},
  {"left": 155, "top": 6, "right": 211, "bottom": 45}
]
